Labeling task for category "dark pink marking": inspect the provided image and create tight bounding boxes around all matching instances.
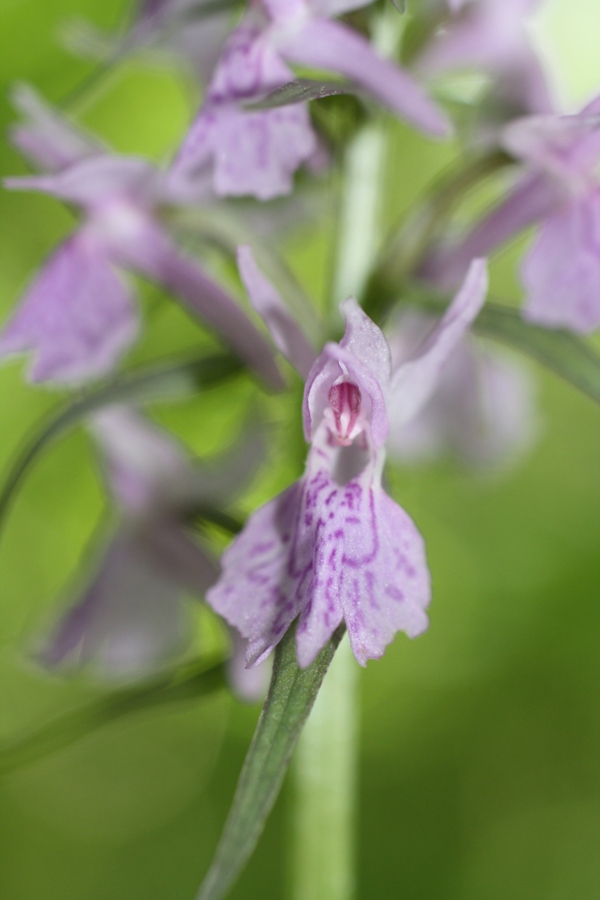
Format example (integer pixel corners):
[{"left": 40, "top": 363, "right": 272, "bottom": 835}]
[{"left": 328, "top": 381, "right": 361, "bottom": 446}]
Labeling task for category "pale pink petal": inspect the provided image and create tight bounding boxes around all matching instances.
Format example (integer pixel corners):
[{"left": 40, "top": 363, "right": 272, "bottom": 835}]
[
  {"left": 173, "top": 102, "right": 316, "bottom": 200},
  {"left": 0, "top": 236, "right": 138, "bottom": 385},
  {"left": 303, "top": 299, "right": 391, "bottom": 447},
  {"left": 172, "top": 18, "right": 317, "bottom": 199},
  {"left": 38, "top": 531, "right": 196, "bottom": 678},
  {"left": 4, "top": 155, "right": 159, "bottom": 209},
  {"left": 338, "top": 298, "right": 392, "bottom": 389},
  {"left": 124, "top": 227, "right": 284, "bottom": 389},
  {"left": 91, "top": 406, "right": 205, "bottom": 515},
  {"left": 523, "top": 192, "right": 600, "bottom": 333},
  {"left": 340, "top": 485, "right": 430, "bottom": 666},
  {"left": 206, "top": 479, "right": 309, "bottom": 666},
  {"left": 237, "top": 245, "right": 316, "bottom": 377},
  {"left": 446, "top": 346, "right": 537, "bottom": 468},
  {"left": 420, "top": 0, "right": 552, "bottom": 115},
  {"left": 278, "top": 18, "right": 451, "bottom": 137},
  {"left": 387, "top": 314, "right": 537, "bottom": 469},
  {"left": 422, "top": 174, "right": 557, "bottom": 291},
  {"left": 9, "top": 83, "right": 100, "bottom": 172},
  {"left": 389, "top": 259, "right": 488, "bottom": 427},
  {"left": 207, "top": 449, "right": 430, "bottom": 670},
  {"left": 503, "top": 112, "right": 600, "bottom": 181},
  {"left": 295, "top": 458, "right": 430, "bottom": 668},
  {"left": 303, "top": 345, "right": 389, "bottom": 447},
  {"left": 226, "top": 628, "right": 270, "bottom": 703}
]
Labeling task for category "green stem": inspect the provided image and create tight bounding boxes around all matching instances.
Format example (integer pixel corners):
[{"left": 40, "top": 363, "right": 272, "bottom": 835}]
[
  {"left": 330, "top": 9, "right": 400, "bottom": 315},
  {"left": 291, "top": 9, "right": 401, "bottom": 898},
  {"left": 291, "top": 637, "right": 358, "bottom": 900}
]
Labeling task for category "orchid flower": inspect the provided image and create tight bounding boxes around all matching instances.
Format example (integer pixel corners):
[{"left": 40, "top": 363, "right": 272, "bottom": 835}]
[
  {"left": 386, "top": 309, "right": 537, "bottom": 468},
  {"left": 206, "top": 248, "right": 487, "bottom": 668},
  {"left": 0, "top": 87, "right": 282, "bottom": 387},
  {"left": 423, "top": 96, "right": 600, "bottom": 333},
  {"left": 67, "top": 0, "right": 233, "bottom": 83},
  {"left": 38, "top": 406, "right": 268, "bottom": 700},
  {"left": 171, "top": 0, "right": 450, "bottom": 200},
  {"left": 419, "top": 0, "right": 553, "bottom": 118}
]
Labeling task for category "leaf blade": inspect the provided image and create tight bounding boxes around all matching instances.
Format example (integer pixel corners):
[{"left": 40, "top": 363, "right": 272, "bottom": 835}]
[
  {"left": 474, "top": 301, "right": 600, "bottom": 406},
  {"left": 244, "top": 78, "right": 360, "bottom": 111},
  {"left": 197, "top": 624, "right": 345, "bottom": 900},
  {"left": 0, "top": 658, "right": 227, "bottom": 777},
  {"left": 403, "top": 287, "right": 600, "bottom": 407},
  {"left": 0, "top": 353, "right": 241, "bottom": 540}
]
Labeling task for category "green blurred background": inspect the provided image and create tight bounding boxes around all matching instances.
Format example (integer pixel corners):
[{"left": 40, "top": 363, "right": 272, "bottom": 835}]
[{"left": 2, "top": 0, "right": 600, "bottom": 897}]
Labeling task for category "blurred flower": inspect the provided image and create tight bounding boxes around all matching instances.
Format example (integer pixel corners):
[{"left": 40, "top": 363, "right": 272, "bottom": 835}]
[
  {"left": 171, "top": 0, "right": 450, "bottom": 200},
  {"left": 386, "top": 308, "right": 537, "bottom": 469},
  {"left": 38, "top": 405, "right": 268, "bottom": 700},
  {"left": 423, "top": 97, "right": 600, "bottom": 333},
  {"left": 65, "top": 0, "right": 233, "bottom": 83},
  {"left": 0, "top": 87, "right": 282, "bottom": 388},
  {"left": 206, "top": 249, "right": 487, "bottom": 668},
  {"left": 419, "top": 0, "right": 553, "bottom": 119}
]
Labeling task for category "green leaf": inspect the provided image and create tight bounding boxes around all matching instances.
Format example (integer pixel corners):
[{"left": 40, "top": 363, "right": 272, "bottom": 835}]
[
  {"left": 0, "top": 657, "right": 227, "bottom": 777},
  {"left": 0, "top": 353, "right": 241, "bottom": 541},
  {"left": 475, "top": 302, "right": 600, "bottom": 405},
  {"left": 406, "top": 287, "right": 600, "bottom": 406},
  {"left": 245, "top": 79, "right": 360, "bottom": 111},
  {"left": 197, "top": 624, "right": 345, "bottom": 900}
]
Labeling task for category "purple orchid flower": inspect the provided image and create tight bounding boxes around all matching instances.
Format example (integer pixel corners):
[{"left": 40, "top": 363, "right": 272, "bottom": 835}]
[
  {"left": 171, "top": 0, "right": 450, "bottom": 200},
  {"left": 206, "top": 248, "right": 488, "bottom": 669},
  {"left": 68, "top": 0, "right": 232, "bottom": 83},
  {"left": 0, "top": 88, "right": 282, "bottom": 388},
  {"left": 38, "top": 406, "right": 268, "bottom": 700},
  {"left": 386, "top": 309, "right": 537, "bottom": 468},
  {"left": 419, "top": 0, "right": 553, "bottom": 118},
  {"left": 423, "top": 96, "right": 600, "bottom": 333}
]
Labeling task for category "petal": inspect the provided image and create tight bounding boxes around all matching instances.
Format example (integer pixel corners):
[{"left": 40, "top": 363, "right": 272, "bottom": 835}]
[
  {"left": 303, "top": 300, "right": 391, "bottom": 446},
  {"left": 129, "top": 227, "right": 284, "bottom": 390},
  {"left": 522, "top": 193, "right": 600, "bottom": 334},
  {"left": 237, "top": 245, "right": 315, "bottom": 377},
  {"left": 303, "top": 343, "right": 389, "bottom": 447},
  {"left": 503, "top": 113, "right": 600, "bottom": 180},
  {"left": 9, "top": 83, "right": 100, "bottom": 173},
  {"left": 389, "top": 258, "right": 488, "bottom": 427},
  {"left": 296, "top": 454, "right": 430, "bottom": 668},
  {"left": 279, "top": 18, "right": 451, "bottom": 137},
  {"left": 419, "top": 1, "right": 552, "bottom": 114},
  {"left": 447, "top": 344, "right": 537, "bottom": 468},
  {"left": 37, "top": 530, "right": 195, "bottom": 679},
  {"left": 91, "top": 406, "right": 204, "bottom": 515},
  {"left": 207, "top": 447, "right": 431, "bottom": 670},
  {"left": 206, "top": 479, "right": 310, "bottom": 666},
  {"left": 0, "top": 236, "right": 138, "bottom": 385},
  {"left": 421, "top": 174, "right": 557, "bottom": 291},
  {"left": 338, "top": 297, "right": 392, "bottom": 388},
  {"left": 172, "top": 19, "right": 317, "bottom": 199},
  {"left": 93, "top": 405, "right": 269, "bottom": 517},
  {"left": 173, "top": 103, "right": 317, "bottom": 200},
  {"left": 226, "top": 627, "right": 270, "bottom": 703},
  {"left": 4, "top": 155, "right": 159, "bottom": 209},
  {"left": 387, "top": 323, "right": 537, "bottom": 469},
  {"left": 340, "top": 482, "right": 430, "bottom": 666}
]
